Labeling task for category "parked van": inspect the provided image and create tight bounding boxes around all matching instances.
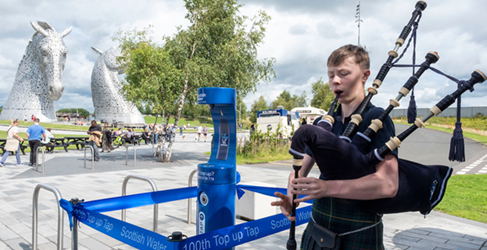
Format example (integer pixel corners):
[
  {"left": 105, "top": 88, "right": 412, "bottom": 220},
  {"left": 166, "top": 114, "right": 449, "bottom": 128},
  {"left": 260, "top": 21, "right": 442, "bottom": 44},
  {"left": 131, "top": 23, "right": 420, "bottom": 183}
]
[
  {"left": 291, "top": 106, "right": 326, "bottom": 124},
  {"left": 256, "top": 106, "right": 300, "bottom": 137}
]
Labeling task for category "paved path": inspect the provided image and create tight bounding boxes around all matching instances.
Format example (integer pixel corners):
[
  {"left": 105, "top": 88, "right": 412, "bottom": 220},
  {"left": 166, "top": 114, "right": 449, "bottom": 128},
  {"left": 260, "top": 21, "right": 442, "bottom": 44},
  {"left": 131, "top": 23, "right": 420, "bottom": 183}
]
[
  {"left": 395, "top": 124, "right": 487, "bottom": 175},
  {"left": 0, "top": 135, "right": 486, "bottom": 249}
]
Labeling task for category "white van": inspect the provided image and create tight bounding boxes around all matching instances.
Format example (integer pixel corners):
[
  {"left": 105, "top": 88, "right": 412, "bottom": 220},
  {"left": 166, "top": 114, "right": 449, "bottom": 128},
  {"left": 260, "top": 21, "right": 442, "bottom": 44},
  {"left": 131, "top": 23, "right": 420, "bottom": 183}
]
[
  {"left": 256, "top": 107, "right": 300, "bottom": 137},
  {"left": 291, "top": 106, "right": 326, "bottom": 125}
]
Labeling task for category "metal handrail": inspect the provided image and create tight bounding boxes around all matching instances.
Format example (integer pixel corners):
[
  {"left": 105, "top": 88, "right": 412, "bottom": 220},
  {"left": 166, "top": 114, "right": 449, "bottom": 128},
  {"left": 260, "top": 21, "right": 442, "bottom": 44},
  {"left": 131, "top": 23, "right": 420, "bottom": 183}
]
[
  {"left": 36, "top": 147, "right": 45, "bottom": 173},
  {"left": 121, "top": 175, "right": 158, "bottom": 232},
  {"left": 32, "top": 184, "right": 64, "bottom": 250},
  {"left": 125, "top": 144, "right": 136, "bottom": 167},
  {"left": 187, "top": 169, "right": 198, "bottom": 224},
  {"left": 84, "top": 145, "right": 94, "bottom": 170}
]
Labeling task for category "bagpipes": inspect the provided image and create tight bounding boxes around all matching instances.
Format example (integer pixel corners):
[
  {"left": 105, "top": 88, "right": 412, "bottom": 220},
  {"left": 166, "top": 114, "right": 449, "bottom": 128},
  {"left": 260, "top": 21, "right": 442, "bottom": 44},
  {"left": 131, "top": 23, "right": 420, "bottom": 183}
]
[{"left": 285, "top": 0, "right": 486, "bottom": 236}]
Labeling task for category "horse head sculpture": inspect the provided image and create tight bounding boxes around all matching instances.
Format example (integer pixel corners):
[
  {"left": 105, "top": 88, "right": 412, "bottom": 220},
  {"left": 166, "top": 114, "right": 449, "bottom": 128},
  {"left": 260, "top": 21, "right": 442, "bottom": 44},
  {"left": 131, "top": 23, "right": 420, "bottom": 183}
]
[
  {"left": 30, "top": 21, "right": 71, "bottom": 101},
  {"left": 90, "top": 46, "right": 145, "bottom": 126},
  {"left": 0, "top": 21, "right": 72, "bottom": 122}
]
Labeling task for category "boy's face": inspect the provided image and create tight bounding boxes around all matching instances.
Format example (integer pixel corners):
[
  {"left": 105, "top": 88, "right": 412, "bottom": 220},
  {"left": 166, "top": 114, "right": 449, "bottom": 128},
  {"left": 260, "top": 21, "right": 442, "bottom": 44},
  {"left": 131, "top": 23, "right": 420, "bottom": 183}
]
[{"left": 328, "top": 56, "right": 370, "bottom": 105}]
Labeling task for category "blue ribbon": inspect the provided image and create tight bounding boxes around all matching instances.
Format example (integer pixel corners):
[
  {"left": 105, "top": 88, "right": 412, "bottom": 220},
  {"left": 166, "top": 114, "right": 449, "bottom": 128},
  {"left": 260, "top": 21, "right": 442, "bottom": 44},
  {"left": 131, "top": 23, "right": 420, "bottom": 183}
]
[
  {"left": 74, "top": 206, "right": 175, "bottom": 250},
  {"left": 58, "top": 179, "right": 317, "bottom": 249},
  {"left": 237, "top": 184, "right": 314, "bottom": 204},
  {"left": 83, "top": 186, "right": 197, "bottom": 212},
  {"left": 59, "top": 199, "right": 75, "bottom": 229},
  {"left": 68, "top": 203, "right": 312, "bottom": 250},
  {"left": 178, "top": 205, "right": 312, "bottom": 250},
  {"left": 60, "top": 186, "right": 197, "bottom": 229}
]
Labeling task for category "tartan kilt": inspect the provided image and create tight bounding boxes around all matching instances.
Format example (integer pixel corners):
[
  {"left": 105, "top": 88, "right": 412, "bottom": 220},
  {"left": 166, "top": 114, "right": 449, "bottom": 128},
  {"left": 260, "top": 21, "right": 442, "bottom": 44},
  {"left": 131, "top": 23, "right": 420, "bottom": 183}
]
[{"left": 301, "top": 197, "right": 384, "bottom": 250}]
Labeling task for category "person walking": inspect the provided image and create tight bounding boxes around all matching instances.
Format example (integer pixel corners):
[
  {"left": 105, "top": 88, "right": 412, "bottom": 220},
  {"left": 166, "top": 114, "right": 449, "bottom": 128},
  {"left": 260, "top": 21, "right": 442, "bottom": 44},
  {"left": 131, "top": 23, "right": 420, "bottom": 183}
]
[
  {"left": 197, "top": 124, "right": 202, "bottom": 141},
  {"left": 101, "top": 123, "right": 114, "bottom": 152},
  {"left": 25, "top": 118, "right": 46, "bottom": 166},
  {"left": 0, "top": 119, "right": 25, "bottom": 167},
  {"left": 203, "top": 125, "right": 208, "bottom": 142},
  {"left": 87, "top": 120, "right": 102, "bottom": 161}
]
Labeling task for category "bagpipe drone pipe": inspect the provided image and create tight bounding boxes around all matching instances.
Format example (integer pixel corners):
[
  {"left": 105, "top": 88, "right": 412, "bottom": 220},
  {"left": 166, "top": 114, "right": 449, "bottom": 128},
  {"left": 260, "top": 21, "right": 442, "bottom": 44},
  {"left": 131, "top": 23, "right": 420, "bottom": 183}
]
[{"left": 289, "top": 69, "right": 486, "bottom": 215}]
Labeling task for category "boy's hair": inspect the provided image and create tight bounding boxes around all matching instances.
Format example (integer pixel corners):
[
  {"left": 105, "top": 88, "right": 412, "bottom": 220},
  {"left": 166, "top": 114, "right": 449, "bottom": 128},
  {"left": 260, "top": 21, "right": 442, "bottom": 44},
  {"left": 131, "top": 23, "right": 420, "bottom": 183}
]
[
  {"left": 34, "top": 118, "right": 40, "bottom": 123},
  {"left": 328, "top": 44, "right": 370, "bottom": 70}
]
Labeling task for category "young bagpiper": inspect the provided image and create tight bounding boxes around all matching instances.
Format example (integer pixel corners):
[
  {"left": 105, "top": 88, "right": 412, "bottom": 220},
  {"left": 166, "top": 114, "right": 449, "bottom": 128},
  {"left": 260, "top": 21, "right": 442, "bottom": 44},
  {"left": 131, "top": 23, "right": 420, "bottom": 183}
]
[{"left": 273, "top": 45, "right": 399, "bottom": 249}]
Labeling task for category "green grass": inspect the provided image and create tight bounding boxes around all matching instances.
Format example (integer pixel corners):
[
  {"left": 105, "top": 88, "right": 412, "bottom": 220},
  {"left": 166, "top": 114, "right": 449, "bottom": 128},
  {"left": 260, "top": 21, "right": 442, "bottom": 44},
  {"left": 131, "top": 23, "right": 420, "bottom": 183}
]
[
  {"left": 0, "top": 120, "right": 90, "bottom": 131},
  {"left": 393, "top": 121, "right": 487, "bottom": 144},
  {"left": 204, "top": 151, "right": 292, "bottom": 165},
  {"left": 434, "top": 174, "right": 487, "bottom": 223}
]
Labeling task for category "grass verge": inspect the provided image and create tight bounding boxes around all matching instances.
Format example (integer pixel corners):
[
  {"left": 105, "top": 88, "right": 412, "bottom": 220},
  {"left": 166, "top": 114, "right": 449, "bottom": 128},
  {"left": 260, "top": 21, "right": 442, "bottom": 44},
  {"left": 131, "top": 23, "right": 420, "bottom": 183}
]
[
  {"left": 394, "top": 121, "right": 487, "bottom": 144},
  {"left": 204, "top": 151, "right": 292, "bottom": 165},
  {"left": 434, "top": 174, "right": 487, "bottom": 223}
]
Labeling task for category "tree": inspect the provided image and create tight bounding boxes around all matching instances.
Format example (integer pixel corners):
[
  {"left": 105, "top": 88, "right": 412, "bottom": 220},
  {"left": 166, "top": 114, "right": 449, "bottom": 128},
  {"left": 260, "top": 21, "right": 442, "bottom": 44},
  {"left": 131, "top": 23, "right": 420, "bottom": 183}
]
[
  {"left": 310, "top": 78, "right": 335, "bottom": 111},
  {"left": 249, "top": 96, "right": 268, "bottom": 123},
  {"left": 237, "top": 94, "right": 247, "bottom": 126},
  {"left": 116, "top": 0, "right": 275, "bottom": 162},
  {"left": 115, "top": 29, "right": 182, "bottom": 127},
  {"left": 270, "top": 90, "right": 307, "bottom": 110}
]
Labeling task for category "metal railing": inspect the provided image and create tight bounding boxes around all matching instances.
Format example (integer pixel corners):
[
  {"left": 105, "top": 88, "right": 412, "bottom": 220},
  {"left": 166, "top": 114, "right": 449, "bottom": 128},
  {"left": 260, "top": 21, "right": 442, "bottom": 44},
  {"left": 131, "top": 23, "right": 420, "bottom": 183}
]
[
  {"left": 125, "top": 144, "right": 136, "bottom": 167},
  {"left": 36, "top": 147, "right": 45, "bottom": 173},
  {"left": 84, "top": 145, "right": 94, "bottom": 170},
  {"left": 187, "top": 169, "right": 198, "bottom": 224},
  {"left": 32, "top": 184, "right": 64, "bottom": 250},
  {"left": 121, "top": 175, "right": 158, "bottom": 232}
]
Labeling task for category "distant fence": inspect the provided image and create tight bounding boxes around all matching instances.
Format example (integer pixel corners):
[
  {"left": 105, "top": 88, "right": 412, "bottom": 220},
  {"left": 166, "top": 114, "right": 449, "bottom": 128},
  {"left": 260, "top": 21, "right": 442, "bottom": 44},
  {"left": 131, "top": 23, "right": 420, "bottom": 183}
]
[{"left": 390, "top": 106, "right": 487, "bottom": 118}]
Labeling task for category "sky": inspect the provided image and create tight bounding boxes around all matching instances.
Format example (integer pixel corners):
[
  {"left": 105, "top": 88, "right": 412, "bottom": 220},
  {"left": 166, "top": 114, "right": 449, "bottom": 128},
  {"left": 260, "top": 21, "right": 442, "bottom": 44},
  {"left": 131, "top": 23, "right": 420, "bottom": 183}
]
[{"left": 1, "top": 0, "right": 487, "bottom": 113}]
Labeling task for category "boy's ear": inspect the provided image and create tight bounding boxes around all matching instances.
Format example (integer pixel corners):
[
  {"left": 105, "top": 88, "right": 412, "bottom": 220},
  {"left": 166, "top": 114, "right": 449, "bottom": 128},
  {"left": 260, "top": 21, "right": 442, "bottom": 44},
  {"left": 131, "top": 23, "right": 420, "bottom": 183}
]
[{"left": 362, "top": 69, "right": 371, "bottom": 83}]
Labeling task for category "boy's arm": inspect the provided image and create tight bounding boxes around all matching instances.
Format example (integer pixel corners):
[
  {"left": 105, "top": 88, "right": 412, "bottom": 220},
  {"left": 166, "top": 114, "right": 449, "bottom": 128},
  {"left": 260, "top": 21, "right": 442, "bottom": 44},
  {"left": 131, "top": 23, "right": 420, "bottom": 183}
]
[{"left": 292, "top": 154, "right": 398, "bottom": 202}]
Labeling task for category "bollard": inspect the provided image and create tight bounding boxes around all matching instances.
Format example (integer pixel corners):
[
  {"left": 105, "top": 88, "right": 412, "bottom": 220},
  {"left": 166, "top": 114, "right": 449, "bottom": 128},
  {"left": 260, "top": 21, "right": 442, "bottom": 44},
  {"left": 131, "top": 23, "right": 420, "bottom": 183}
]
[
  {"left": 121, "top": 175, "right": 158, "bottom": 232},
  {"left": 84, "top": 145, "right": 94, "bottom": 170},
  {"left": 36, "top": 147, "right": 45, "bottom": 173},
  {"left": 187, "top": 169, "right": 198, "bottom": 224},
  {"left": 125, "top": 144, "right": 136, "bottom": 167},
  {"left": 32, "top": 184, "right": 64, "bottom": 250}
]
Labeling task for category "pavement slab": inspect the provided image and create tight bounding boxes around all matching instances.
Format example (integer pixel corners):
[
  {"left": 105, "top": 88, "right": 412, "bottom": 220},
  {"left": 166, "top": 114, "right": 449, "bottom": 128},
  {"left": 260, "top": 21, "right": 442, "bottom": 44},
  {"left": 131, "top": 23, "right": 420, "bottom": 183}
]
[{"left": 0, "top": 139, "right": 484, "bottom": 249}]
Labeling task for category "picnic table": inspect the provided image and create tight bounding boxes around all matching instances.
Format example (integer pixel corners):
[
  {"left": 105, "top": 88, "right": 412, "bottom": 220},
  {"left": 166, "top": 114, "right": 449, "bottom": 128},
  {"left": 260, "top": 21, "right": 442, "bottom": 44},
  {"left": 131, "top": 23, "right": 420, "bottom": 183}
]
[
  {"left": 0, "top": 138, "right": 29, "bottom": 155},
  {"left": 41, "top": 138, "right": 69, "bottom": 152},
  {"left": 64, "top": 136, "right": 89, "bottom": 150}
]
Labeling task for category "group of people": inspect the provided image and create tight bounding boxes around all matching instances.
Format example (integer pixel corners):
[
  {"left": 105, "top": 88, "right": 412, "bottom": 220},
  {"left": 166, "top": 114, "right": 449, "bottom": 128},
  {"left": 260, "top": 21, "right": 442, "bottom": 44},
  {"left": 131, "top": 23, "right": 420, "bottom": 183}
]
[
  {"left": 1, "top": 118, "right": 211, "bottom": 167},
  {"left": 0, "top": 118, "right": 53, "bottom": 167}
]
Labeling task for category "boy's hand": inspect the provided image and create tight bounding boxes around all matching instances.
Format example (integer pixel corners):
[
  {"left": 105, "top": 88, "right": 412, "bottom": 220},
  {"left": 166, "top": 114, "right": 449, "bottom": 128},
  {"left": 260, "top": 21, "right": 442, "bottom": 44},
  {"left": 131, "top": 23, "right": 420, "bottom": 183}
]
[{"left": 271, "top": 192, "right": 299, "bottom": 221}]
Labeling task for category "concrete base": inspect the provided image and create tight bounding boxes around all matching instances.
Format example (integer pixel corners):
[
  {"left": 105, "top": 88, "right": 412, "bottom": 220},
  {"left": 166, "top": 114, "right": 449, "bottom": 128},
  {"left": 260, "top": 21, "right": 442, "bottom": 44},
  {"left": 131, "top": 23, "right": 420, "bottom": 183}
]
[{"left": 236, "top": 181, "right": 279, "bottom": 220}]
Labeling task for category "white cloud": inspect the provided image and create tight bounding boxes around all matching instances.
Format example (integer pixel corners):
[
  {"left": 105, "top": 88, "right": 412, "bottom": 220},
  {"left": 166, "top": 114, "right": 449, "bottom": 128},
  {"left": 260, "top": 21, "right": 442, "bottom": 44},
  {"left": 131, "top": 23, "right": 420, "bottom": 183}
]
[{"left": 1, "top": 0, "right": 486, "bottom": 114}]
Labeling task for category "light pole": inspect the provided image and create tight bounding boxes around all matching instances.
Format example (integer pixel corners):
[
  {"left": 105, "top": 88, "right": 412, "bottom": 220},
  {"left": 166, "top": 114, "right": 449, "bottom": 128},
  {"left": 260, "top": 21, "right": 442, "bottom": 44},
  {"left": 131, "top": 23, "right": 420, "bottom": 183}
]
[{"left": 355, "top": 1, "right": 363, "bottom": 46}]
